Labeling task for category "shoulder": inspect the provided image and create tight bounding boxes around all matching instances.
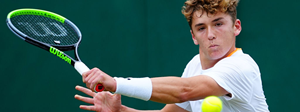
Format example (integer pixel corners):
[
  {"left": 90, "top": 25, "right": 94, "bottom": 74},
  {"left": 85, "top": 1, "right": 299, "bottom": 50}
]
[
  {"left": 185, "top": 54, "right": 201, "bottom": 69},
  {"left": 189, "top": 54, "right": 200, "bottom": 64},
  {"left": 218, "top": 52, "right": 259, "bottom": 73},
  {"left": 181, "top": 54, "right": 201, "bottom": 78},
  {"left": 211, "top": 49, "right": 259, "bottom": 72},
  {"left": 205, "top": 52, "right": 261, "bottom": 94},
  {"left": 204, "top": 51, "right": 261, "bottom": 86}
]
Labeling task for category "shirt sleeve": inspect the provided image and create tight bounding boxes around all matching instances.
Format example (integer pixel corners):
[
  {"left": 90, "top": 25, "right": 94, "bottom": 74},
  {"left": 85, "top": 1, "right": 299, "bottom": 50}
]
[
  {"left": 202, "top": 56, "right": 259, "bottom": 102},
  {"left": 175, "top": 101, "right": 192, "bottom": 111}
]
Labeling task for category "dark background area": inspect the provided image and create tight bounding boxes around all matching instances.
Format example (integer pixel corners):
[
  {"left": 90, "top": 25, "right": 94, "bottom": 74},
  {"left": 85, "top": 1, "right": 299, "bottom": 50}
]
[{"left": 1, "top": 0, "right": 299, "bottom": 112}]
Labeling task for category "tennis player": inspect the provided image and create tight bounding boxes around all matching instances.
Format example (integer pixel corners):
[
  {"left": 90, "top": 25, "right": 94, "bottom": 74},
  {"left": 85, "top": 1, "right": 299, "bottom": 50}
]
[{"left": 75, "top": 0, "right": 269, "bottom": 111}]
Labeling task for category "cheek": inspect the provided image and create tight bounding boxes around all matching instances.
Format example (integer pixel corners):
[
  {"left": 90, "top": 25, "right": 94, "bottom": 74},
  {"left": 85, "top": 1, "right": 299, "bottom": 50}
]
[
  {"left": 222, "top": 30, "right": 236, "bottom": 48},
  {"left": 198, "top": 39, "right": 210, "bottom": 49},
  {"left": 219, "top": 27, "right": 235, "bottom": 40}
]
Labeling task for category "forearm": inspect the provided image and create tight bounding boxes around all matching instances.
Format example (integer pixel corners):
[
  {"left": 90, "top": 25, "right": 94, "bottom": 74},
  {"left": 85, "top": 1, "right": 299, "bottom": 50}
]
[
  {"left": 121, "top": 105, "right": 161, "bottom": 112},
  {"left": 150, "top": 77, "right": 192, "bottom": 103},
  {"left": 150, "top": 76, "right": 226, "bottom": 104}
]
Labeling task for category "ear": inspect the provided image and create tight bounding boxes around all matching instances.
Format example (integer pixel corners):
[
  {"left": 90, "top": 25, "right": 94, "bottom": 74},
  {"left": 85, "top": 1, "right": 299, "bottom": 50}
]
[
  {"left": 191, "top": 30, "right": 199, "bottom": 45},
  {"left": 234, "top": 19, "right": 242, "bottom": 36}
]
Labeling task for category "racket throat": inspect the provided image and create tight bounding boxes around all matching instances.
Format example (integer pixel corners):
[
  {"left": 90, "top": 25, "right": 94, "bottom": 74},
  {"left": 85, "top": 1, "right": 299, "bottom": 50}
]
[{"left": 49, "top": 46, "right": 72, "bottom": 65}]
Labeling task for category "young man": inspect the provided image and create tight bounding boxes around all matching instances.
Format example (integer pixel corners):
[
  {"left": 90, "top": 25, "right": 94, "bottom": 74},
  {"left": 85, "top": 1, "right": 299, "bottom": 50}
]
[{"left": 75, "top": 0, "right": 269, "bottom": 111}]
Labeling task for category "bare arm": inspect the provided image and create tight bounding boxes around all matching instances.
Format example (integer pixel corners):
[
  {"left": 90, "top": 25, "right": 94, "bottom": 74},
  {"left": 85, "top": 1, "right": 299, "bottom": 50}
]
[
  {"left": 82, "top": 68, "right": 228, "bottom": 104},
  {"left": 150, "top": 75, "right": 229, "bottom": 103},
  {"left": 121, "top": 104, "right": 187, "bottom": 112},
  {"left": 75, "top": 85, "right": 187, "bottom": 112}
]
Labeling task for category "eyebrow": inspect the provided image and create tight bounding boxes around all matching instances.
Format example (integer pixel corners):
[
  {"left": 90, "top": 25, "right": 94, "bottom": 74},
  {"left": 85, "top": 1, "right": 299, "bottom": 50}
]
[
  {"left": 194, "top": 17, "right": 224, "bottom": 27},
  {"left": 212, "top": 17, "right": 224, "bottom": 22}
]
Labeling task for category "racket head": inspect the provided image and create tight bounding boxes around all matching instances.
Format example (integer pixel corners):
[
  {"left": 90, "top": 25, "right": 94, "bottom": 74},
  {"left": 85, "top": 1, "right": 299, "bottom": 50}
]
[{"left": 6, "top": 8, "right": 82, "bottom": 51}]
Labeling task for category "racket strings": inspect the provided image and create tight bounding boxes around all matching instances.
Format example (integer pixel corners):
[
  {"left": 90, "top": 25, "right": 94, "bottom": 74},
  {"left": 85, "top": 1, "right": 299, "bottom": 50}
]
[{"left": 11, "top": 15, "right": 79, "bottom": 46}]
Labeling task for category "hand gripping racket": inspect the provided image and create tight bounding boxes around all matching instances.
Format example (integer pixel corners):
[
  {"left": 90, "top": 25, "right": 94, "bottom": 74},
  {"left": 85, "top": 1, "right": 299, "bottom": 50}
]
[{"left": 6, "top": 8, "right": 104, "bottom": 92}]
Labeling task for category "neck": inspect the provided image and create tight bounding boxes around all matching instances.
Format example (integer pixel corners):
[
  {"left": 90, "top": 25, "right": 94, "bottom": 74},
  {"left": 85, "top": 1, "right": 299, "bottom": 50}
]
[
  {"left": 200, "top": 47, "right": 237, "bottom": 70},
  {"left": 200, "top": 56, "right": 221, "bottom": 70}
]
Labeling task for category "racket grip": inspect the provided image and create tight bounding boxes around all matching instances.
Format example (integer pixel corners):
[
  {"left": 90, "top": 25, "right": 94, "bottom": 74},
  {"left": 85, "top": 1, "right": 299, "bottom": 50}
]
[
  {"left": 74, "top": 61, "right": 90, "bottom": 75},
  {"left": 74, "top": 62, "right": 105, "bottom": 92}
]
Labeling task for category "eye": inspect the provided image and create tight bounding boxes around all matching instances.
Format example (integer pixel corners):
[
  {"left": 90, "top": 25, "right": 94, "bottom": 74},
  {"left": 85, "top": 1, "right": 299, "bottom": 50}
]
[
  {"left": 215, "top": 23, "right": 223, "bottom": 26},
  {"left": 198, "top": 27, "right": 205, "bottom": 31}
]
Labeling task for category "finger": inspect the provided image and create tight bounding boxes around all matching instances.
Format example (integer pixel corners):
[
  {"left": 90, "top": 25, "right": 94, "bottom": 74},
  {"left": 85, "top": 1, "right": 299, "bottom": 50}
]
[
  {"left": 83, "top": 68, "right": 98, "bottom": 83},
  {"left": 90, "top": 73, "right": 103, "bottom": 90},
  {"left": 74, "top": 94, "right": 94, "bottom": 104},
  {"left": 86, "top": 83, "right": 91, "bottom": 90},
  {"left": 75, "top": 85, "right": 96, "bottom": 97},
  {"left": 79, "top": 105, "right": 99, "bottom": 111},
  {"left": 85, "top": 68, "right": 97, "bottom": 84},
  {"left": 82, "top": 69, "right": 93, "bottom": 83}
]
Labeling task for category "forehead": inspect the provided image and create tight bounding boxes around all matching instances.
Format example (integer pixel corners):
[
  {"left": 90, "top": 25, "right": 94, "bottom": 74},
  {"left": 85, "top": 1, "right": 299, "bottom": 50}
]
[{"left": 191, "top": 10, "right": 231, "bottom": 25}]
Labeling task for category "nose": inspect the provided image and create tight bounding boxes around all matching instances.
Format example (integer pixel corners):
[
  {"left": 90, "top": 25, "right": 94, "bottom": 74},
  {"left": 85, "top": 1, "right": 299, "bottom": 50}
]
[{"left": 207, "top": 26, "right": 216, "bottom": 40}]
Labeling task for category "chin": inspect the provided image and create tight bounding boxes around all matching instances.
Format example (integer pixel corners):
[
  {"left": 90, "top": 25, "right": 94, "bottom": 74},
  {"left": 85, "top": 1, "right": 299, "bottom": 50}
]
[{"left": 209, "top": 52, "right": 226, "bottom": 60}]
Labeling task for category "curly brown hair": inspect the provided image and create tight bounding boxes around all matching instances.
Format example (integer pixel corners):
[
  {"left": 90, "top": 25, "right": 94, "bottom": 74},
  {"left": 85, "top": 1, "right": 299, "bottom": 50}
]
[{"left": 182, "top": 0, "right": 239, "bottom": 27}]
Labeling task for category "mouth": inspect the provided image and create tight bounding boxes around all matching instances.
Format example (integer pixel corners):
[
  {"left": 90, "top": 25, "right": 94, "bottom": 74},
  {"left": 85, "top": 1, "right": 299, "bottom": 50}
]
[{"left": 209, "top": 45, "right": 219, "bottom": 48}]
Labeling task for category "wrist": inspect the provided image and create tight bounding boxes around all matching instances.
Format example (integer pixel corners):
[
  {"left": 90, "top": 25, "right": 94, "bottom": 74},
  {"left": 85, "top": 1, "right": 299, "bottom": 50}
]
[
  {"left": 120, "top": 105, "right": 139, "bottom": 112},
  {"left": 112, "top": 78, "right": 117, "bottom": 92},
  {"left": 120, "top": 105, "right": 129, "bottom": 112},
  {"left": 114, "top": 77, "right": 152, "bottom": 101}
]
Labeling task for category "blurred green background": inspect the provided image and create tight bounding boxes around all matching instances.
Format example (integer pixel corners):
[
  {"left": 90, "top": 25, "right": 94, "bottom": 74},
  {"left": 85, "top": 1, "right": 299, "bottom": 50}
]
[{"left": 1, "top": 0, "right": 299, "bottom": 112}]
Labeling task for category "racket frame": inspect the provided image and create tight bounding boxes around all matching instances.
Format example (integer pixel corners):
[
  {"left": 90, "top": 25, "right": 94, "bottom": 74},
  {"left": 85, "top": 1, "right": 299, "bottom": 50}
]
[
  {"left": 6, "top": 9, "right": 82, "bottom": 66},
  {"left": 6, "top": 8, "right": 104, "bottom": 92}
]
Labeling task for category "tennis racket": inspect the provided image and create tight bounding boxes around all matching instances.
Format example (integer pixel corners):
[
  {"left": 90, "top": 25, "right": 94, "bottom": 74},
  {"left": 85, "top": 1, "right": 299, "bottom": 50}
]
[{"left": 6, "top": 8, "right": 104, "bottom": 92}]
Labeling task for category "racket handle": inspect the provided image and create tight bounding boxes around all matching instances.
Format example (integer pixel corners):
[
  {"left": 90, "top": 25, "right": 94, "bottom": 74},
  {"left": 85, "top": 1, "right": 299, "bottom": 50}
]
[
  {"left": 74, "top": 62, "right": 90, "bottom": 75},
  {"left": 74, "top": 62, "right": 105, "bottom": 92}
]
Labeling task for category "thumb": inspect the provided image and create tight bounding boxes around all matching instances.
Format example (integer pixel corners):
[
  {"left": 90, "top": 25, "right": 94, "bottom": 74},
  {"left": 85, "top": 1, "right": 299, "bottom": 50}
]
[
  {"left": 114, "top": 94, "right": 121, "bottom": 99},
  {"left": 112, "top": 93, "right": 122, "bottom": 103}
]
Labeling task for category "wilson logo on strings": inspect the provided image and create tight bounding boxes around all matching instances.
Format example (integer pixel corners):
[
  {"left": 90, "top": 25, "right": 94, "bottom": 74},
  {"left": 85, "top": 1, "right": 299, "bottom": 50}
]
[{"left": 17, "top": 22, "right": 67, "bottom": 37}]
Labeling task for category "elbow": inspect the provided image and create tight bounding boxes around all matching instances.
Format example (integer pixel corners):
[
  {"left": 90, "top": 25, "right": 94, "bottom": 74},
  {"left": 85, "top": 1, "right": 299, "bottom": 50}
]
[
  {"left": 177, "top": 83, "right": 213, "bottom": 103},
  {"left": 177, "top": 86, "right": 194, "bottom": 103}
]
